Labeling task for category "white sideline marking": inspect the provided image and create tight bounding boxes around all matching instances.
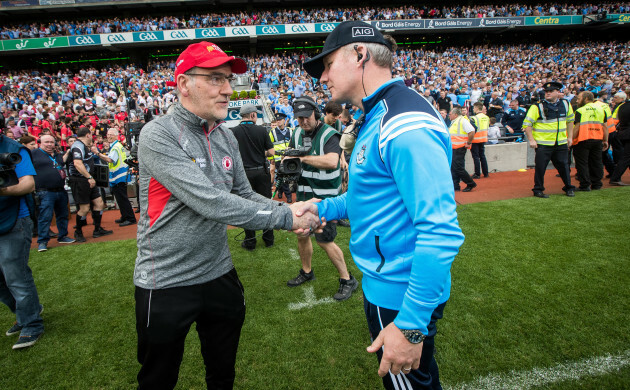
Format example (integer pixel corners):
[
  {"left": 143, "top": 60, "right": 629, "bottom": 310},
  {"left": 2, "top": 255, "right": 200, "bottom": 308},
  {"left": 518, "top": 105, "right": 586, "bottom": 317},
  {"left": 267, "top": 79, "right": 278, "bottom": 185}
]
[
  {"left": 288, "top": 286, "right": 335, "bottom": 311},
  {"left": 288, "top": 248, "right": 299, "bottom": 260},
  {"left": 445, "top": 350, "right": 630, "bottom": 390}
]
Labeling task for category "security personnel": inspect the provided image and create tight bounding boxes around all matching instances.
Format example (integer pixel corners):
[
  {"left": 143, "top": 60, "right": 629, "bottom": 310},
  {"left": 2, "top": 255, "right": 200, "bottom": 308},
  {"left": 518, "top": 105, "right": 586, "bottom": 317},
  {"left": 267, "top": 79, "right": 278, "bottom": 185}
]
[
  {"left": 523, "top": 81, "right": 576, "bottom": 198},
  {"left": 573, "top": 91, "right": 608, "bottom": 191},
  {"left": 469, "top": 102, "right": 489, "bottom": 178},
  {"left": 98, "top": 128, "right": 136, "bottom": 226},
  {"left": 269, "top": 112, "right": 293, "bottom": 202},
  {"left": 608, "top": 95, "right": 630, "bottom": 185},
  {"left": 230, "top": 103, "right": 275, "bottom": 250},
  {"left": 593, "top": 91, "right": 614, "bottom": 176},
  {"left": 448, "top": 106, "right": 476, "bottom": 192}
]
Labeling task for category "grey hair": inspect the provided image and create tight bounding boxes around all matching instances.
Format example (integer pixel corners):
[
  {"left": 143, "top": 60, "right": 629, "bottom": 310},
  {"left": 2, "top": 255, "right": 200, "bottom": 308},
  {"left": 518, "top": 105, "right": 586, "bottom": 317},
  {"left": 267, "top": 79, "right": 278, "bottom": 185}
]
[
  {"left": 451, "top": 106, "right": 463, "bottom": 117},
  {"left": 343, "top": 36, "right": 397, "bottom": 71},
  {"left": 614, "top": 91, "right": 627, "bottom": 100}
]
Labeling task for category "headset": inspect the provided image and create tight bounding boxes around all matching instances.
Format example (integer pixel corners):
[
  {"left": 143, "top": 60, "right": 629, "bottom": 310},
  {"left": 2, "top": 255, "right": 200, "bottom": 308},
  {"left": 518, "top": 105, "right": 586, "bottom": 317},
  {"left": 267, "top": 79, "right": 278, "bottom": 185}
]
[
  {"left": 293, "top": 96, "right": 322, "bottom": 117},
  {"left": 354, "top": 44, "right": 371, "bottom": 68}
]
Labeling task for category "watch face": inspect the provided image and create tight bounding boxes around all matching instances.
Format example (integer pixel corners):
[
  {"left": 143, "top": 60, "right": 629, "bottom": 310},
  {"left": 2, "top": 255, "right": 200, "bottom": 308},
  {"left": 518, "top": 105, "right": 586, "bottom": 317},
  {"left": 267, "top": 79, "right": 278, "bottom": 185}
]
[{"left": 402, "top": 329, "right": 426, "bottom": 344}]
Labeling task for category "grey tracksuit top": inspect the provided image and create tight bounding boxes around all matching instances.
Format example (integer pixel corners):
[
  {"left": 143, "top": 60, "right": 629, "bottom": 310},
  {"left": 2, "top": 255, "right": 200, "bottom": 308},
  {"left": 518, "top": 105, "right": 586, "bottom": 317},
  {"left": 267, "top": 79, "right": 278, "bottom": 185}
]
[{"left": 133, "top": 103, "right": 293, "bottom": 289}]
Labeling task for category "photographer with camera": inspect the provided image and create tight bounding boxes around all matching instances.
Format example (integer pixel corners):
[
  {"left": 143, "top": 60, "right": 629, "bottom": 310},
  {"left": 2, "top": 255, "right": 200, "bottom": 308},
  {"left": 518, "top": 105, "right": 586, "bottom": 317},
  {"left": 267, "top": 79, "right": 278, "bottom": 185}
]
[
  {"left": 230, "top": 104, "right": 275, "bottom": 250},
  {"left": 285, "top": 96, "right": 358, "bottom": 301},
  {"left": 0, "top": 133, "right": 44, "bottom": 350},
  {"left": 269, "top": 113, "right": 293, "bottom": 203}
]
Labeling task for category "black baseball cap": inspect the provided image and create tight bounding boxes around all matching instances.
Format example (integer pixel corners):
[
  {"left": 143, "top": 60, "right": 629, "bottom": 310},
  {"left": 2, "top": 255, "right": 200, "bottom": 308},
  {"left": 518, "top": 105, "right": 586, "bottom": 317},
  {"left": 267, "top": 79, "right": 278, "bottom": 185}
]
[
  {"left": 304, "top": 21, "right": 393, "bottom": 79},
  {"left": 543, "top": 81, "right": 563, "bottom": 92}
]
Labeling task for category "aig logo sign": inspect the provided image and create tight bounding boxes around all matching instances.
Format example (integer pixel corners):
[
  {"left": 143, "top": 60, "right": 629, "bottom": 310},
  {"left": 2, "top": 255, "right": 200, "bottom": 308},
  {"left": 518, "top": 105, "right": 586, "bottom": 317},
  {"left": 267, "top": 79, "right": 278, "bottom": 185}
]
[
  {"left": 291, "top": 25, "right": 309, "bottom": 33},
  {"left": 352, "top": 27, "right": 374, "bottom": 37},
  {"left": 139, "top": 32, "right": 159, "bottom": 41},
  {"left": 107, "top": 34, "right": 126, "bottom": 43},
  {"left": 170, "top": 31, "right": 189, "bottom": 39},
  {"left": 231, "top": 27, "right": 249, "bottom": 35}
]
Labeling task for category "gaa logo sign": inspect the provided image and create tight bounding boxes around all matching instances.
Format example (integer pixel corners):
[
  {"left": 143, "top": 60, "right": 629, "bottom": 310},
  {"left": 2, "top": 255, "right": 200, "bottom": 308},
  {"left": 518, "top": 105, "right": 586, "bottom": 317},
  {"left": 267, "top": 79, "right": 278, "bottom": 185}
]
[
  {"left": 321, "top": 23, "right": 336, "bottom": 32},
  {"left": 139, "top": 32, "right": 159, "bottom": 41},
  {"left": 291, "top": 25, "right": 309, "bottom": 33},
  {"left": 261, "top": 26, "right": 280, "bottom": 34},
  {"left": 232, "top": 27, "right": 249, "bottom": 35},
  {"left": 75, "top": 36, "right": 96, "bottom": 45},
  {"left": 107, "top": 34, "right": 126, "bottom": 43},
  {"left": 201, "top": 29, "right": 220, "bottom": 38},
  {"left": 352, "top": 27, "right": 374, "bottom": 37},
  {"left": 170, "top": 31, "right": 189, "bottom": 39}
]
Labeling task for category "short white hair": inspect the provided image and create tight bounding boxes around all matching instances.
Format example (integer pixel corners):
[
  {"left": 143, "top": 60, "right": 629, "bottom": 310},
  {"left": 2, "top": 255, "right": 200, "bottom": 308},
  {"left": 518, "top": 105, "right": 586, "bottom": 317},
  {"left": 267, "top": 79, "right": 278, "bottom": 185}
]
[{"left": 614, "top": 91, "right": 627, "bottom": 100}]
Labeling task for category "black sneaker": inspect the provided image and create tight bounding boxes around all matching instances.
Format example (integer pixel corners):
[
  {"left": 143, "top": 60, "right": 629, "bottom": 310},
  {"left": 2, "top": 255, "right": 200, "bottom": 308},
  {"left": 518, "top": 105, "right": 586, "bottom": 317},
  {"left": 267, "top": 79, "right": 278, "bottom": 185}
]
[
  {"left": 241, "top": 241, "right": 255, "bottom": 251},
  {"left": 471, "top": 174, "right": 481, "bottom": 179},
  {"left": 333, "top": 275, "right": 359, "bottom": 301},
  {"left": 6, "top": 322, "right": 21, "bottom": 337},
  {"left": 337, "top": 219, "right": 351, "bottom": 228},
  {"left": 533, "top": 192, "right": 549, "bottom": 199},
  {"left": 74, "top": 231, "right": 86, "bottom": 243},
  {"left": 114, "top": 218, "right": 123, "bottom": 224},
  {"left": 287, "top": 269, "right": 315, "bottom": 287},
  {"left": 566, "top": 189, "right": 575, "bottom": 197},
  {"left": 12, "top": 333, "right": 42, "bottom": 350},
  {"left": 93, "top": 227, "right": 114, "bottom": 238}
]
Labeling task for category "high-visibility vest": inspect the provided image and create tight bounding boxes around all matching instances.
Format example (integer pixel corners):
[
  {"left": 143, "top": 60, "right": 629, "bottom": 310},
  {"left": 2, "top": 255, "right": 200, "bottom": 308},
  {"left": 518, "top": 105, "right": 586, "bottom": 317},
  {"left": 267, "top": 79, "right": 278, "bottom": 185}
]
[
  {"left": 470, "top": 113, "right": 489, "bottom": 143},
  {"left": 294, "top": 123, "right": 341, "bottom": 199},
  {"left": 574, "top": 102, "right": 606, "bottom": 145},
  {"left": 449, "top": 116, "right": 470, "bottom": 149},
  {"left": 268, "top": 127, "right": 292, "bottom": 162},
  {"left": 108, "top": 140, "right": 129, "bottom": 185},
  {"left": 523, "top": 99, "right": 573, "bottom": 146},
  {"left": 607, "top": 102, "right": 624, "bottom": 134}
]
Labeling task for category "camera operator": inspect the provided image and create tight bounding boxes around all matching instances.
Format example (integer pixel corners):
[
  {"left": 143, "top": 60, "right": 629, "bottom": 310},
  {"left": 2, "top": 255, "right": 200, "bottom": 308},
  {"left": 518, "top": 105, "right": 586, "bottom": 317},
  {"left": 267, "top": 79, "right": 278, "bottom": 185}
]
[
  {"left": 0, "top": 132, "right": 44, "bottom": 350},
  {"left": 285, "top": 96, "right": 358, "bottom": 301},
  {"left": 230, "top": 104, "right": 275, "bottom": 250}
]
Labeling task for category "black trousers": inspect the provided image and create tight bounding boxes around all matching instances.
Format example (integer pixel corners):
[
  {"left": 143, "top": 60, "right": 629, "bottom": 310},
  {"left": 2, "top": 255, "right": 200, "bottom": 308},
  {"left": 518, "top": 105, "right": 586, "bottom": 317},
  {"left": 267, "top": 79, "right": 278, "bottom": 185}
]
[
  {"left": 470, "top": 143, "right": 488, "bottom": 176},
  {"left": 243, "top": 169, "right": 274, "bottom": 248},
  {"left": 603, "top": 132, "right": 625, "bottom": 173},
  {"left": 364, "top": 294, "right": 446, "bottom": 390},
  {"left": 111, "top": 182, "right": 136, "bottom": 223},
  {"left": 451, "top": 147, "right": 474, "bottom": 189},
  {"left": 135, "top": 269, "right": 246, "bottom": 390},
  {"left": 533, "top": 144, "right": 574, "bottom": 193},
  {"left": 573, "top": 140, "right": 604, "bottom": 189},
  {"left": 610, "top": 139, "right": 630, "bottom": 182}
]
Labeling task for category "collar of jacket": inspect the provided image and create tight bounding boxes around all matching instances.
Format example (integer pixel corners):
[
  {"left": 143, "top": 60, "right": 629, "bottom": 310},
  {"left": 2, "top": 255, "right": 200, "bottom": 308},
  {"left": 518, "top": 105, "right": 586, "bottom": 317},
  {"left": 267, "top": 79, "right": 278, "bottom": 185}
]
[
  {"left": 361, "top": 77, "right": 405, "bottom": 116},
  {"left": 171, "top": 102, "right": 215, "bottom": 132}
]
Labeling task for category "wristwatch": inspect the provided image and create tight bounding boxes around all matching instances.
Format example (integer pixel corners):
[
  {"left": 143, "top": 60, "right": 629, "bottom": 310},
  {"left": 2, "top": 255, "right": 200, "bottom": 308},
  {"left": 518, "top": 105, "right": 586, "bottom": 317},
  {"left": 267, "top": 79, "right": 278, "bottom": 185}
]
[{"left": 400, "top": 329, "right": 426, "bottom": 344}]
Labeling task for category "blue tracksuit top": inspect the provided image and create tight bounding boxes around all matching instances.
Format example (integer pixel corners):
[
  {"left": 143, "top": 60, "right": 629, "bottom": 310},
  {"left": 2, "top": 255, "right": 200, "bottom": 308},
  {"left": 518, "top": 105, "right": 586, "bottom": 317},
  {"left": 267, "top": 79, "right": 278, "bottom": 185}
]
[{"left": 317, "top": 78, "right": 465, "bottom": 334}]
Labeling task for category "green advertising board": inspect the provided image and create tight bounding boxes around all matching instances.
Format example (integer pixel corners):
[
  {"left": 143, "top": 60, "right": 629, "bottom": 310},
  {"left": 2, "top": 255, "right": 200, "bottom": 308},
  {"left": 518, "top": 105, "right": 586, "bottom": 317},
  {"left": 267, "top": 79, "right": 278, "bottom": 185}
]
[
  {"left": 2, "top": 36, "right": 69, "bottom": 51},
  {"left": 608, "top": 13, "right": 630, "bottom": 23},
  {"left": 524, "top": 15, "right": 583, "bottom": 26}
]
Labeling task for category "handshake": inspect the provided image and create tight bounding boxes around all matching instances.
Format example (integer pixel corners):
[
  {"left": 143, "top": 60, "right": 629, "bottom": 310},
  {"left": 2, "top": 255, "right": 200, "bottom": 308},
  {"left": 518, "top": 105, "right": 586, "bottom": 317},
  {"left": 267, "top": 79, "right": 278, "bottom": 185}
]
[{"left": 288, "top": 200, "right": 325, "bottom": 237}]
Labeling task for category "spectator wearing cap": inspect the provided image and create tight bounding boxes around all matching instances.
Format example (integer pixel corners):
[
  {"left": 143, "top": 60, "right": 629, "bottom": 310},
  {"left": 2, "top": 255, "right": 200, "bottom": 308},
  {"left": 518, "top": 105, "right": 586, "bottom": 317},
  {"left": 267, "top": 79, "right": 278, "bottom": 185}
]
[
  {"left": 132, "top": 41, "right": 320, "bottom": 389},
  {"left": 230, "top": 103, "right": 275, "bottom": 250},
  {"left": 524, "top": 81, "right": 576, "bottom": 198}
]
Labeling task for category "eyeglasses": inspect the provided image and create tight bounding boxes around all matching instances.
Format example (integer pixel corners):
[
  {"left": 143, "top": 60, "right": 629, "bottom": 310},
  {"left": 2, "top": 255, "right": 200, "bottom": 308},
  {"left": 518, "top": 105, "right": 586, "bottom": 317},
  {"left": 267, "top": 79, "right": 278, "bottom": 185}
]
[{"left": 186, "top": 73, "right": 236, "bottom": 87}]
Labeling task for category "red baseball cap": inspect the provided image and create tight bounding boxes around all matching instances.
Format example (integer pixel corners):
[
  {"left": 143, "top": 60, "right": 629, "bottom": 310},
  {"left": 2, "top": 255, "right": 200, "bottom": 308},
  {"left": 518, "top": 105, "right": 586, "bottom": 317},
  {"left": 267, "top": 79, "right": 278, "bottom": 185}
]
[{"left": 174, "top": 41, "right": 247, "bottom": 80}]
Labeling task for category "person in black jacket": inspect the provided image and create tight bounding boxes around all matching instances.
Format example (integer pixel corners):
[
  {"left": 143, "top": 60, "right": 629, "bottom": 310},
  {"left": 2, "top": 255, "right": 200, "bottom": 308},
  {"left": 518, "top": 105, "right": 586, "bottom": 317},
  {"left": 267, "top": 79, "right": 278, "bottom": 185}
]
[
  {"left": 609, "top": 99, "right": 630, "bottom": 185},
  {"left": 230, "top": 103, "right": 275, "bottom": 250}
]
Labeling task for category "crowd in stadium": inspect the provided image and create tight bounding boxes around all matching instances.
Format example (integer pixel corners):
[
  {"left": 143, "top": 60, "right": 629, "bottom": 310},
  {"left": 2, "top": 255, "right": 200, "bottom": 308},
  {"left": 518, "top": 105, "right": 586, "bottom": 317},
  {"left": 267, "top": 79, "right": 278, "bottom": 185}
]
[
  {"left": 1, "top": 2, "right": 628, "bottom": 40},
  {"left": 1, "top": 40, "right": 628, "bottom": 138}
]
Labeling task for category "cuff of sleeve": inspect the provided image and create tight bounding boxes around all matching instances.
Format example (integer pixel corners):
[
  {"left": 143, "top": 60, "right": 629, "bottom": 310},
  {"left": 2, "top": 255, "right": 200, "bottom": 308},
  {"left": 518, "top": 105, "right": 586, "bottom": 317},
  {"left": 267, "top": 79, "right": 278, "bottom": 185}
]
[{"left": 393, "top": 299, "right": 433, "bottom": 335}]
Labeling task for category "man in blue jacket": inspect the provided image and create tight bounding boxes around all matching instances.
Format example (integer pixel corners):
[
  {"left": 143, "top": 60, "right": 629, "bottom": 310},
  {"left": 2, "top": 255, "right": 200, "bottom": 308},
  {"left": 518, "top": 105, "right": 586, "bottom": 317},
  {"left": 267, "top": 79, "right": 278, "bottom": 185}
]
[{"left": 302, "top": 21, "right": 464, "bottom": 389}]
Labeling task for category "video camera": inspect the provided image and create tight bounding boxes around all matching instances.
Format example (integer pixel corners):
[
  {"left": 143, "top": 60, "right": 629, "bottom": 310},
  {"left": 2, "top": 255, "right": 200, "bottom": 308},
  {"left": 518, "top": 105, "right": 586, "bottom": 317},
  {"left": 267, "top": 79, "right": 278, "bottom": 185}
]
[
  {"left": 274, "top": 137, "right": 311, "bottom": 192},
  {"left": 0, "top": 152, "right": 22, "bottom": 189},
  {"left": 124, "top": 121, "right": 144, "bottom": 170}
]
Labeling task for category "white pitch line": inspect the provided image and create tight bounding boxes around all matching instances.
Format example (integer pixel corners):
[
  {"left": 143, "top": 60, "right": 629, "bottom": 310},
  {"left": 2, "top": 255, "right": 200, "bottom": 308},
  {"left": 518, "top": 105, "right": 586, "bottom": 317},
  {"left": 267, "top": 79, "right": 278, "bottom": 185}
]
[
  {"left": 288, "top": 248, "right": 299, "bottom": 260},
  {"left": 288, "top": 286, "right": 335, "bottom": 311},
  {"left": 445, "top": 350, "right": 630, "bottom": 390}
]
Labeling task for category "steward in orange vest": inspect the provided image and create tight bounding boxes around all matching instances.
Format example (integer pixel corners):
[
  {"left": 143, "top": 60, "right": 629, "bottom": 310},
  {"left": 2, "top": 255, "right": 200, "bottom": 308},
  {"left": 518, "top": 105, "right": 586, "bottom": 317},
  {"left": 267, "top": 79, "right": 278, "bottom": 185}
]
[{"left": 573, "top": 91, "right": 609, "bottom": 191}]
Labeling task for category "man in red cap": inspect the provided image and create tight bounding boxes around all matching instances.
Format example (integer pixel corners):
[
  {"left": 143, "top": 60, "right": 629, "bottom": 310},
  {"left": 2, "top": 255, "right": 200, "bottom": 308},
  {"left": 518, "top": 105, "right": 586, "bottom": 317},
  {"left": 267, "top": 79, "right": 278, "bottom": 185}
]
[{"left": 133, "top": 42, "right": 321, "bottom": 389}]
